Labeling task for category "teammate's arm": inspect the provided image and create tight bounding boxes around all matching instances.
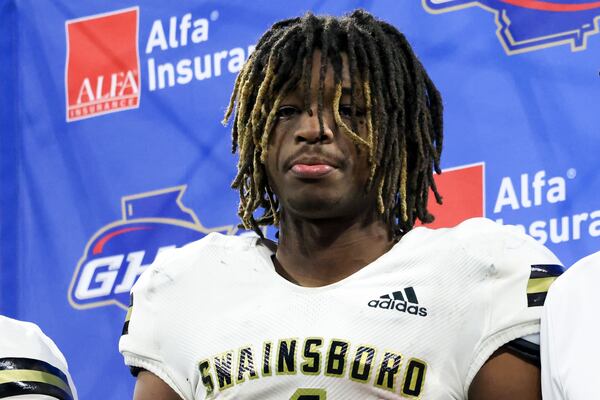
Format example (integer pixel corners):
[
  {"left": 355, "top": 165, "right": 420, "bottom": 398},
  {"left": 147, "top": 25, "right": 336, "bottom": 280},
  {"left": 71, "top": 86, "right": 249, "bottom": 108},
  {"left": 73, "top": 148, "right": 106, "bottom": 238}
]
[
  {"left": 468, "top": 347, "right": 541, "bottom": 400},
  {"left": 133, "top": 370, "right": 182, "bottom": 400}
]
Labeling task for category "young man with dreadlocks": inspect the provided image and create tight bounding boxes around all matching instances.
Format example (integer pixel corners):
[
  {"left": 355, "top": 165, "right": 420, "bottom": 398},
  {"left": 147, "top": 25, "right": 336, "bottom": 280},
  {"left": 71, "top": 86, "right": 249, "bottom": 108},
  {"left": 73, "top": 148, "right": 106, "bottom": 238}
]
[{"left": 120, "top": 10, "right": 562, "bottom": 400}]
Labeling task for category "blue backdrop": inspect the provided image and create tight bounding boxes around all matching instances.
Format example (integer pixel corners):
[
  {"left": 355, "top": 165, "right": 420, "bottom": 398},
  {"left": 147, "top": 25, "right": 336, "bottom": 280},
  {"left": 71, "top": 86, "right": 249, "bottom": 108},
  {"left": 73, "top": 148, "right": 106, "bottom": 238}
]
[{"left": 1, "top": 1, "right": 599, "bottom": 398}]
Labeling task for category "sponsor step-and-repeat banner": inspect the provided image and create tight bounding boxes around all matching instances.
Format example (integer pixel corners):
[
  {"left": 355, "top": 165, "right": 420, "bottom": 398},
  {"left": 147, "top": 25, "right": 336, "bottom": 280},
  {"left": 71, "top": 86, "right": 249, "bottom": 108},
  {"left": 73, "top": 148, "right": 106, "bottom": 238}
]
[{"left": 1, "top": 0, "right": 599, "bottom": 398}]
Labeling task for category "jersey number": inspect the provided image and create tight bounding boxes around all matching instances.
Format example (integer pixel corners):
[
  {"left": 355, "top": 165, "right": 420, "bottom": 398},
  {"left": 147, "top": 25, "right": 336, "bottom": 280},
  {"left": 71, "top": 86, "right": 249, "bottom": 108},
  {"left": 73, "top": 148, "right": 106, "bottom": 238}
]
[{"left": 290, "top": 388, "right": 327, "bottom": 400}]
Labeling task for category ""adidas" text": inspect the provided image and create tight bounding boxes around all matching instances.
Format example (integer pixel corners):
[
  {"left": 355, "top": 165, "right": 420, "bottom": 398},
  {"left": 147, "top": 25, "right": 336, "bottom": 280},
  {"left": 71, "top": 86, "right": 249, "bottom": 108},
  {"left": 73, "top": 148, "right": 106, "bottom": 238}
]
[{"left": 368, "top": 299, "right": 428, "bottom": 317}]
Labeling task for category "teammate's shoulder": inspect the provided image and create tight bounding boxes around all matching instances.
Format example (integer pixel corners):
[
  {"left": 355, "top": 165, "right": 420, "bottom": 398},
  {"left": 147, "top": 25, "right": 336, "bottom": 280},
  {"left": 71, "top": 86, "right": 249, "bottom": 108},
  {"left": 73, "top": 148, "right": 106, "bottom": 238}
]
[
  {"left": 565, "top": 250, "right": 600, "bottom": 277},
  {"left": 0, "top": 316, "right": 76, "bottom": 400},
  {"left": 0, "top": 315, "right": 61, "bottom": 358},
  {"left": 548, "top": 250, "right": 600, "bottom": 296},
  {"left": 0, "top": 314, "right": 39, "bottom": 336}
]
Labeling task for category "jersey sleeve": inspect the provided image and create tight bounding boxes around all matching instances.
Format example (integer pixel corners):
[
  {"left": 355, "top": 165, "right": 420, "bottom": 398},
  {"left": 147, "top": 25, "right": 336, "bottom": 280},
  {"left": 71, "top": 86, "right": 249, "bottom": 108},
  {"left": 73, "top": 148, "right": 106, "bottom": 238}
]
[
  {"left": 461, "top": 220, "right": 563, "bottom": 393},
  {"left": 0, "top": 316, "right": 78, "bottom": 400},
  {"left": 540, "top": 280, "right": 566, "bottom": 400},
  {"left": 541, "top": 251, "right": 600, "bottom": 400},
  {"left": 118, "top": 247, "right": 192, "bottom": 400},
  {"left": 118, "top": 235, "right": 223, "bottom": 400}
]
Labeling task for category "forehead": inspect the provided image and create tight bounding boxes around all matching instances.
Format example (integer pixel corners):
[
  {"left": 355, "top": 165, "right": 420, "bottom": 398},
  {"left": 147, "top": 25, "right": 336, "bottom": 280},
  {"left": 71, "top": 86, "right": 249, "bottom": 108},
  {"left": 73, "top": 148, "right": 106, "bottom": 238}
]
[
  {"left": 310, "top": 50, "right": 351, "bottom": 83},
  {"left": 276, "top": 49, "right": 354, "bottom": 97}
]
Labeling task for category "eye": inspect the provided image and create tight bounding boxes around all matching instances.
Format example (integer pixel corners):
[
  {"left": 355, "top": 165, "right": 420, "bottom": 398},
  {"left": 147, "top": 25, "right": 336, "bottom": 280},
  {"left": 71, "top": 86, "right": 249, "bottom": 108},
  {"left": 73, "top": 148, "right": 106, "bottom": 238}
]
[
  {"left": 338, "top": 104, "right": 352, "bottom": 118},
  {"left": 276, "top": 105, "right": 300, "bottom": 119},
  {"left": 339, "top": 105, "right": 365, "bottom": 118}
]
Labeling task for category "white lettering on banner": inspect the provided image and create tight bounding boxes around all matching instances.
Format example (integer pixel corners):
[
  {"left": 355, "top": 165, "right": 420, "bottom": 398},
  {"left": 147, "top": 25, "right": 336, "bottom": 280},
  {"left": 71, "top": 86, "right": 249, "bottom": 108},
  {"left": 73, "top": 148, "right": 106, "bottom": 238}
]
[
  {"left": 70, "top": 97, "right": 138, "bottom": 119},
  {"left": 75, "top": 255, "right": 123, "bottom": 300},
  {"left": 493, "top": 170, "right": 566, "bottom": 213},
  {"left": 144, "top": 10, "right": 255, "bottom": 91},
  {"left": 494, "top": 168, "right": 598, "bottom": 245},
  {"left": 74, "top": 246, "right": 176, "bottom": 300},
  {"left": 146, "top": 13, "right": 209, "bottom": 54},
  {"left": 147, "top": 46, "right": 254, "bottom": 91},
  {"left": 76, "top": 71, "right": 139, "bottom": 105},
  {"left": 113, "top": 246, "right": 176, "bottom": 293},
  {"left": 496, "top": 211, "right": 600, "bottom": 245}
]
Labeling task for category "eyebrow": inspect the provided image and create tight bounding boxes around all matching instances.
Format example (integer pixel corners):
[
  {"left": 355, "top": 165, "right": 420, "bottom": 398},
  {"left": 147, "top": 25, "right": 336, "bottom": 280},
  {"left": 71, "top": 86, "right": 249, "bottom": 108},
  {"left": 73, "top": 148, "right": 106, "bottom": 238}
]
[{"left": 340, "top": 86, "right": 365, "bottom": 104}]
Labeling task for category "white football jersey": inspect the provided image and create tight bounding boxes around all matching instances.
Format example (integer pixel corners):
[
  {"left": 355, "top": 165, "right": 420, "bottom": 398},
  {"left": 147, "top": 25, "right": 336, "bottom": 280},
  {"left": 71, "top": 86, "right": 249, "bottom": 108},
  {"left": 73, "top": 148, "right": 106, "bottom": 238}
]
[
  {"left": 0, "top": 316, "right": 78, "bottom": 400},
  {"left": 541, "top": 251, "right": 600, "bottom": 400},
  {"left": 120, "top": 217, "right": 561, "bottom": 399}
]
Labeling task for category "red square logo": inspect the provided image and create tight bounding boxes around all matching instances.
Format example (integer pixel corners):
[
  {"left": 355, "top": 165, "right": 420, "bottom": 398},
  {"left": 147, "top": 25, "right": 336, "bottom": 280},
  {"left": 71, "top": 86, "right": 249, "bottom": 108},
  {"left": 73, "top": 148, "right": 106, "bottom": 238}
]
[
  {"left": 65, "top": 7, "right": 140, "bottom": 122},
  {"left": 416, "top": 162, "right": 485, "bottom": 228}
]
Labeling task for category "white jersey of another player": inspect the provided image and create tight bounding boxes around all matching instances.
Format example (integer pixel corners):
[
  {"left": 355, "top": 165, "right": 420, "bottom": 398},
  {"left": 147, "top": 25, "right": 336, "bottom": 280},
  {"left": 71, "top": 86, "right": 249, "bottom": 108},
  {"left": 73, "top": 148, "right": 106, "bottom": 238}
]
[
  {"left": 541, "top": 251, "right": 600, "bottom": 400},
  {"left": 120, "top": 217, "right": 561, "bottom": 399},
  {"left": 0, "top": 316, "right": 78, "bottom": 400}
]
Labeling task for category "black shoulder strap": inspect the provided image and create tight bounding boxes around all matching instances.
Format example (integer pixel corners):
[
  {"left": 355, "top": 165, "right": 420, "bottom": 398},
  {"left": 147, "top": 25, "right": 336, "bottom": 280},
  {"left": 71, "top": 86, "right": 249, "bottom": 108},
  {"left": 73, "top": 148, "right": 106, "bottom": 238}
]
[
  {"left": 504, "top": 338, "right": 540, "bottom": 367},
  {"left": 0, "top": 357, "right": 74, "bottom": 400}
]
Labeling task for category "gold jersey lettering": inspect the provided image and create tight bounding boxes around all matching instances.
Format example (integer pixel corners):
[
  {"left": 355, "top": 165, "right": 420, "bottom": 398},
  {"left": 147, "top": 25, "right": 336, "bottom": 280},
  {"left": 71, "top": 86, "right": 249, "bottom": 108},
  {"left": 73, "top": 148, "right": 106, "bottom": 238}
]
[
  {"left": 213, "top": 351, "right": 234, "bottom": 390},
  {"left": 237, "top": 346, "right": 258, "bottom": 383},
  {"left": 197, "top": 337, "right": 426, "bottom": 396},
  {"left": 277, "top": 338, "right": 298, "bottom": 375},
  {"left": 375, "top": 352, "right": 403, "bottom": 392}
]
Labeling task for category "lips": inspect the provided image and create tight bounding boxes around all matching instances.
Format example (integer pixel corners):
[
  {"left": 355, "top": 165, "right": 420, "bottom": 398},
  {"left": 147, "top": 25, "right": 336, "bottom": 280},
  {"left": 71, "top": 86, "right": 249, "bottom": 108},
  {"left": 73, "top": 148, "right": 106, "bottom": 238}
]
[
  {"left": 291, "top": 163, "right": 335, "bottom": 178},
  {"left": 287, "top": 155, "right": 341, "bottom": 179}
]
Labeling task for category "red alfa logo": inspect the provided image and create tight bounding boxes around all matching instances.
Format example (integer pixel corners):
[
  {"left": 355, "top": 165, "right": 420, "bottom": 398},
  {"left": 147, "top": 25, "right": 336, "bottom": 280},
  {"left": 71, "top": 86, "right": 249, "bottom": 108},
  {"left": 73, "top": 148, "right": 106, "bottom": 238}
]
[
  {"left": 417, "top": 162, "right": 485, "bottom": 228},
  {"left": 65, "top": 7, "right": 141, "bottom": 122}
]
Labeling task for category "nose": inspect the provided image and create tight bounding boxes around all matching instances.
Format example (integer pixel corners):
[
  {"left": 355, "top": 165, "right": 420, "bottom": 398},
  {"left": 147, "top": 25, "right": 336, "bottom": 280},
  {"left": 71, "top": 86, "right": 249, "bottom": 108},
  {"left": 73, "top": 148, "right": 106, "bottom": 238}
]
[{"left": 294, "top": 109, "right": 334, "bottom": 144}]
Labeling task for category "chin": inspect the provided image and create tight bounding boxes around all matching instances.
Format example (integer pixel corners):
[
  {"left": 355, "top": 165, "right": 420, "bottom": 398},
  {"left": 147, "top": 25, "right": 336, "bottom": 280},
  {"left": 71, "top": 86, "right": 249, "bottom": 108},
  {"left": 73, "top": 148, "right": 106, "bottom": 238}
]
[{"left": 284, "top": 195, "right": 346, "bottom": 219}]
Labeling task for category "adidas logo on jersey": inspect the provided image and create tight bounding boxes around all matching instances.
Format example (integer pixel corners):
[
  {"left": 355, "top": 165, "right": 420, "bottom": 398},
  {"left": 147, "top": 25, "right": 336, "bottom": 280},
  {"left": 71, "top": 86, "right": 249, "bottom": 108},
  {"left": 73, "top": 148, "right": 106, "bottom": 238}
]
[{"left": 368, "top": 287, "right": 428, "bottom": 317}]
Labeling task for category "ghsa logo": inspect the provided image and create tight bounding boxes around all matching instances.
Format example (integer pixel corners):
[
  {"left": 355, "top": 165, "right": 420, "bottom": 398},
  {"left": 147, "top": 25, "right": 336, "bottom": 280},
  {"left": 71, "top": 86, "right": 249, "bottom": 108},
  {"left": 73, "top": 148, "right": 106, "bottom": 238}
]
[
  {"left": 68, "top": 186, "right": 237, "bottom": 310},
  {"left": 65, "top": 7, "right": 141, "bottom": 122},
  {"left": 423, "top": 0, "right": 600, "bottom": 54}
]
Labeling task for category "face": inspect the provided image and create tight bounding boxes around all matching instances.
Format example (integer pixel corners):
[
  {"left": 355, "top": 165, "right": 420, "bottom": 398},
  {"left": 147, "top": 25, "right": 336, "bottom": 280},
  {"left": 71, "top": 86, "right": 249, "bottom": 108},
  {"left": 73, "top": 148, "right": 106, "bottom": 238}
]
[{"left": 265, "top": 50, "right": 375, "bottom": 221}]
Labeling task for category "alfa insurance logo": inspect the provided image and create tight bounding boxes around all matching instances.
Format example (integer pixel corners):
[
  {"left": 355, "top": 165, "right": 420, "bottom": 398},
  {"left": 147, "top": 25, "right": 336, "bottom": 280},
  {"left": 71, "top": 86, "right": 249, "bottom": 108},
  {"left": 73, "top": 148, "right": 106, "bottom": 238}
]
[
  {"left": 416, "top": 162, "right": 485, "bottom": 228},
  {"left": 65, "top": 7, "right": 141, "bottom": 122},
  {"left": 423, "top": 0, "right": 600, "bottom": 54}
]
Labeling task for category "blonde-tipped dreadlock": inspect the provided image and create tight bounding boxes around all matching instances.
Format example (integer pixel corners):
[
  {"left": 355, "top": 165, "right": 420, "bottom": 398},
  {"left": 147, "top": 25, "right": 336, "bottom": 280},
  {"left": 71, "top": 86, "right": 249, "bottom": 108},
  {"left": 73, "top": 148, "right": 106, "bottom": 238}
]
[{"left": 222, "top": 10, "right": 443, "bottom": 239}]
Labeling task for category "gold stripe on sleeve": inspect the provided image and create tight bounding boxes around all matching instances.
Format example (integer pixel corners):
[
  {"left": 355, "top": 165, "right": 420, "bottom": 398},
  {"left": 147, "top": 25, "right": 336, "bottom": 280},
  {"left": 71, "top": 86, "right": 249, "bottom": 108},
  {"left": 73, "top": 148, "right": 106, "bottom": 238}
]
[
  {"left": 0, "top": 369, "right": 71, "bottom": 393},
  {"left": 527, "top": 277, "right": 557, "bottom": 294}
]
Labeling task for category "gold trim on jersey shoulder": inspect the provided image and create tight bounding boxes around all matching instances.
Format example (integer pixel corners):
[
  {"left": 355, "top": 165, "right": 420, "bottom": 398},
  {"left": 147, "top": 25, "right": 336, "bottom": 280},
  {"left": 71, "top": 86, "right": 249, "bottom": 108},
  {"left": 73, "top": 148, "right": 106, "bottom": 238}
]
[
  {"left": 0, "top": 370, "right": 71, "bottom": 396},
  {"left": 527, "top": 277, "right": 556, "bottom": 294}
]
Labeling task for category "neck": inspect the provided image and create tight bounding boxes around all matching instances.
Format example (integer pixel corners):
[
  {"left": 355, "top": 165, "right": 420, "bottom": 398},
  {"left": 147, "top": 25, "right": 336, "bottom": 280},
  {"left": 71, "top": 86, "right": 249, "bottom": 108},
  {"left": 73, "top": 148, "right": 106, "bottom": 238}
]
[{"left": 272, "top": 211, "right": 395, "bottom": 287}]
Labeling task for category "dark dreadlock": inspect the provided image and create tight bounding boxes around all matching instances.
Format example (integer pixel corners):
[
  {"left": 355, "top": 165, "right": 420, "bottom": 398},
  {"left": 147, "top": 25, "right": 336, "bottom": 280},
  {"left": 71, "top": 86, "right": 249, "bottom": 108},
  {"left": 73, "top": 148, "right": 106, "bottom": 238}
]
[{"left": 222, "top": 9, "right": 443, "bottom": 239}]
